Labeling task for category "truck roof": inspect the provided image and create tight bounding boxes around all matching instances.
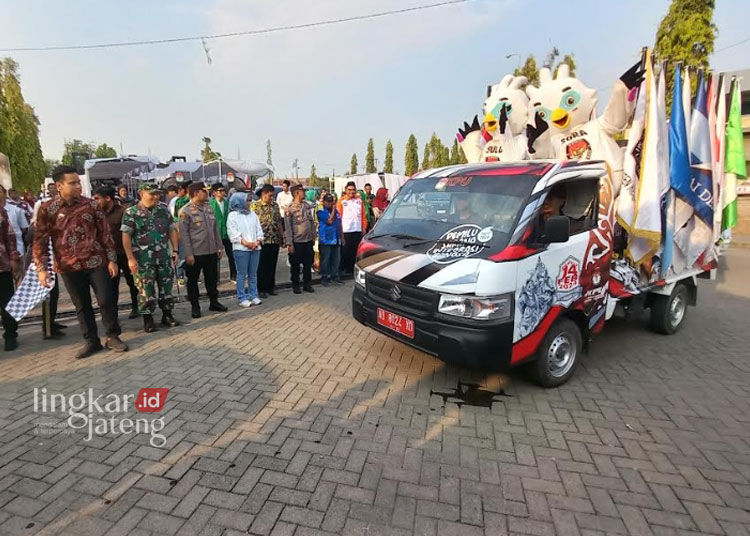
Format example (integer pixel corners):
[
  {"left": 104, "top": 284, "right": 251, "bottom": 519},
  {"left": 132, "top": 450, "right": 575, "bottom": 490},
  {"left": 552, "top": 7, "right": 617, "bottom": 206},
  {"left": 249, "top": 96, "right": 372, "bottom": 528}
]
[{"left": 411, "top": 160, "right": 608, "bottom": 180}]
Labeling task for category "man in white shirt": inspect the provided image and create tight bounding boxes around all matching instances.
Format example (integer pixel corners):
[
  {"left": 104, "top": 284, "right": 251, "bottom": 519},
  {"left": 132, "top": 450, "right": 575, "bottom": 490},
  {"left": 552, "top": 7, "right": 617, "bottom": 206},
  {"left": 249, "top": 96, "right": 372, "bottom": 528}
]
[
  {"left": 276, "top": 180, "right": 293, "bottom": 218},
  {"left": 0, "top": 185, "right": 27, "bottom": 258},
  {"left": 337, "top": 181, "right": 366, "bottom": 275}
]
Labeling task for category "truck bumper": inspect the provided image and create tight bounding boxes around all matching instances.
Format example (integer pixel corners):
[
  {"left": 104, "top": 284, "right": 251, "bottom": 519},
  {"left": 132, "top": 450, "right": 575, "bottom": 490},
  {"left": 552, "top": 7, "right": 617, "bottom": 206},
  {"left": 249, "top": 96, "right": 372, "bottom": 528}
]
[{"left": 352, "top": 286, "right": 514, "bottom": 370}]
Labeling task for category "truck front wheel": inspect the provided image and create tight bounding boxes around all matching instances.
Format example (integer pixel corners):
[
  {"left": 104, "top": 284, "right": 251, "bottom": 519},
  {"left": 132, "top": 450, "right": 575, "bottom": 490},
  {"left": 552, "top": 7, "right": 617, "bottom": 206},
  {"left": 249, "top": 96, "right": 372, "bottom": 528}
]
[
  {"left": 650, "top": 283, "right": 688, "bottom": 335},
  {"left": 529, "top": 318, "right": 582, "bottom": 387}
]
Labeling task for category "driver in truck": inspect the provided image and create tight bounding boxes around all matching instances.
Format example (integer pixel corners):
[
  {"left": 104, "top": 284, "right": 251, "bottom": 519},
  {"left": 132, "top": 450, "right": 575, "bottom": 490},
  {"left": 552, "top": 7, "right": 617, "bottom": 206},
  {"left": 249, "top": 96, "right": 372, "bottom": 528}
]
[{"left": 541, "top": 184, "right": 566, "bottom": 221}]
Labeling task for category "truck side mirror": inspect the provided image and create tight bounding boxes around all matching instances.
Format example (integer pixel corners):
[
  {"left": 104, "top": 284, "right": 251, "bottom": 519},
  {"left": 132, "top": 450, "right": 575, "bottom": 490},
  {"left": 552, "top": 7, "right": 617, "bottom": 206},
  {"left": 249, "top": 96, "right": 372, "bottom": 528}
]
[{"left": 544, "top": 216, "right": 570, "bottom": 243}]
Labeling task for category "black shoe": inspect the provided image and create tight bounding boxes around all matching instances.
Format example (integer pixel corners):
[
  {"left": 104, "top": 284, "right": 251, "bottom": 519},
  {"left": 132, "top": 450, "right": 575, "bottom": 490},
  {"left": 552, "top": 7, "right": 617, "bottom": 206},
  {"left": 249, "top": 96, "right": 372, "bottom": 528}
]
[
  {"left": 191, "top": 304, "right": 201, "bottom": 318},
  {"left": 128, "top": 308, "right": 139, "bottom": 319},
  {"left": 293, "top": 287, "right": 302, "bottom": 294},
  {"left": 52, "top": 322, "right": 68, "bottom": 330},
  {"left": 333, "top": 279, "right": 344, "bottom": 285},
  {"left": 105, "top": 337, "right": 128, "bottom": 353},
  {"left": 268, "top": 289, "right": 278, "bottom": 296},
  {"left": 143, "top": 314, "right": 157, "bottom": 333},
  {"left": 76, "top": 341, "right": 103, "bottom": 359},
  {"left": 303, "top": 285, "right": 315, "bottom": 293},
  {"left": 259, "top": 292, "right": 268, "bottom": 299},
  {"left": 4, "top": 338, "right": 18, "bottom": 352},
  {"left": 209, "top": 301, "right": 227, "bottom": 312},
  {"left": 161, "top": 312, "right": 179, "bottom": 327}
]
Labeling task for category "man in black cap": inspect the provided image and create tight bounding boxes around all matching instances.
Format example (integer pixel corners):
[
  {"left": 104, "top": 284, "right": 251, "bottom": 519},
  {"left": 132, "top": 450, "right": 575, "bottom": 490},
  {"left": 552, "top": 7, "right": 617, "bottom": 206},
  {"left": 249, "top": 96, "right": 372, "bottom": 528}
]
[{"left": 178, "top": 182, "right": 227, "bottom": 317}]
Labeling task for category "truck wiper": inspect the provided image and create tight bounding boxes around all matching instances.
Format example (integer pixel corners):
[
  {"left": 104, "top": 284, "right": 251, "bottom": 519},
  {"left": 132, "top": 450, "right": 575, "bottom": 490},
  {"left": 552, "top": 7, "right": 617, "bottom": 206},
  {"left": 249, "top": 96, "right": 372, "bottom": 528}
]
[
  {"left": 368, "top": 233, "right": 426, "bottom": 241},
  {"left": 403, "top": 238, "right": 489, "bottom": 248}
]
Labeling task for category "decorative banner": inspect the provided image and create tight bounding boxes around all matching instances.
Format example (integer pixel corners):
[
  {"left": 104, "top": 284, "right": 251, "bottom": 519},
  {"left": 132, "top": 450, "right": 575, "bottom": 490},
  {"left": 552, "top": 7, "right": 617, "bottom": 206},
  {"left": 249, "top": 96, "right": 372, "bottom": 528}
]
[
  {"left": 426, "top": 224, "right": 491, "bottom": 264},
  {"left": 723, "top": 78, "right": 747, "bottom": 231}
]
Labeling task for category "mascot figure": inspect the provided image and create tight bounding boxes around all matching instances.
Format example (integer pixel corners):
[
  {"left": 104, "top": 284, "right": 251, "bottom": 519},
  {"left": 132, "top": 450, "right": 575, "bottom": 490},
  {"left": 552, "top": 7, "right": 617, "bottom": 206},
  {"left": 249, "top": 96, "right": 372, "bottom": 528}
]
[
  {"left": 525, "top": 63, "right": 643, "bottom": 195},
  {"left": 457, "top": 75, "right": 532, "bottom": 163}
]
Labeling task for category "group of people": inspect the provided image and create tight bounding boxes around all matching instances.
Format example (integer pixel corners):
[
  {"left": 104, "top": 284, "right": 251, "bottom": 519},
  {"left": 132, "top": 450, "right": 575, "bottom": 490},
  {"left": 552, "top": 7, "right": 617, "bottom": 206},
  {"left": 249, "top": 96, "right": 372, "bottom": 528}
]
[{"left": 0, "top": 167, "right": 391, "bottom": 360}]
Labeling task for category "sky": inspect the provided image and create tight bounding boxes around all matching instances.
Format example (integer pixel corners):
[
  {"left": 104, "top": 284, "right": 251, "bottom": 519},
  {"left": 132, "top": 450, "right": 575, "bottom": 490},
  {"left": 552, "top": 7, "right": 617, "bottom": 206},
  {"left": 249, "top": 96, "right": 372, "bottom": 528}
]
[{"left": 1, "top": 0, "right": 749, "bottom": 177}]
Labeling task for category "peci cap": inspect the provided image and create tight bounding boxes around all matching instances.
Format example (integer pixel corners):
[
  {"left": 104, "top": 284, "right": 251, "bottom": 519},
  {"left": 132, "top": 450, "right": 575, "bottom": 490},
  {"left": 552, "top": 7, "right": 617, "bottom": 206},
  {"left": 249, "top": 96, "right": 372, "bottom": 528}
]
[
  {"left": 188, "top": 182, "right": 212, "bottom": 196},
  {"left": 211, "top": 183, "right": 226, "bottom": 192},
  {"left": 323, "top": 193, "right": 334, "bottom": 202},
  {"left": 291, "top": 184, "right": 304, "bottom": 194}
]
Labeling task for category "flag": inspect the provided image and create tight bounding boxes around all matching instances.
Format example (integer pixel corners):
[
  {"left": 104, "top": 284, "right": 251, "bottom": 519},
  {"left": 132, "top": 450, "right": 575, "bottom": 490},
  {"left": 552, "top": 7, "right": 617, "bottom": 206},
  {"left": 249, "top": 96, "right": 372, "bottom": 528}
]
[
  {"left": 713, "top": 74, "right": 727, "bottom": 246},
  {"left": 669, "top": 65, "right": 691, "bottom": 274},
  {"left": 618, "top": 74, "right": 646, "bottom": 235},
  {"left": 682, "top": 68, "right": 692, "bottom": 141},
  {"left": 657, "top": 63, "right": 673, "bottom": 277},
  {"left": 629, "top": 54, "right": 667, "bottom": 266},
  {"left": 722, "top": 77, "right": 747, "bottom": 231},
  {"left": 6, "top": 240, "right": 56, "bottom": 322}
]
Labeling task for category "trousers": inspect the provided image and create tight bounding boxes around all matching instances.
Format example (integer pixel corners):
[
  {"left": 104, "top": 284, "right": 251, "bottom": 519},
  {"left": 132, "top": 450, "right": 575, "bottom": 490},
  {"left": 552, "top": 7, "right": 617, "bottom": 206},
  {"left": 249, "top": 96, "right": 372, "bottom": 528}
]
[
  {"left": 0, "top": 272, "right": 18, "bottom": 342},
  {"left": 134, "top": 262, "right": 175, "bottom": 314},
  {"left": 185, "top": 253, "right": 219, "bottom": 306},
  {"left": 61, "top": 267, "right": 121, "bottom": 342},
  {"left": 319, "top": 244, "right": 341, "bottom": 282},
  {"left": 114, "top": 253, "right": 138, "bottom": 310},
  {"left": 341, "top": 232, "right": 362, "bottom": 274},
  {"left": 258, "top": 243, "right": 280, "bottom": 292},
  {"left": 290, "top": 241, "right": 313, "bottom": 289},
  {"left": 234, "top": 249, "right": 260, "bottom": 302},
  {"left": 222, "top": 238, "right": 236, "bottom": 280}
]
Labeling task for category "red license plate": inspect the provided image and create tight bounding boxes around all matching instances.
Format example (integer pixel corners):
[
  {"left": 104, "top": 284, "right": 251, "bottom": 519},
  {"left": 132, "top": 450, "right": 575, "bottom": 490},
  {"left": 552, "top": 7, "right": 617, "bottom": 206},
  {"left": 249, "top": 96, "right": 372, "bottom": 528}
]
[{"left": 377, "top": 308, "right": 415, "bottom": 339}]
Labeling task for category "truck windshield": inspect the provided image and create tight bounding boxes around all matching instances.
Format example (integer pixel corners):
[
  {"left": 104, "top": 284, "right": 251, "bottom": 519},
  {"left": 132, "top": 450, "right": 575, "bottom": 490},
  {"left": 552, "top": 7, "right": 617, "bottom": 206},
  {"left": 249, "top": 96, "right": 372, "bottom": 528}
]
[{"left": 372, "top": 175, "right": 536, "bottom": 255}]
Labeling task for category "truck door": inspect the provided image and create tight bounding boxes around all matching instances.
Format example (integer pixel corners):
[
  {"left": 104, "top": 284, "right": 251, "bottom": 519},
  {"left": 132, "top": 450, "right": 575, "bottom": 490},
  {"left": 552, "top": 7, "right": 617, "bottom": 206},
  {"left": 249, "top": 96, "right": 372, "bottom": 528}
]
[{"left": 512, "top": 173, "right": 611, "bottom": 363}]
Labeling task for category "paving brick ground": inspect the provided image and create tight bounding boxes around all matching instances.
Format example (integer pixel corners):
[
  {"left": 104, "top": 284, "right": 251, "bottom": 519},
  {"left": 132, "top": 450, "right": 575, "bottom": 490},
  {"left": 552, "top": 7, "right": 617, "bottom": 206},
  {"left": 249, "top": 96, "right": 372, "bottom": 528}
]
[{"left": 1, "top": 249, "right": 749, "bottom": 535}]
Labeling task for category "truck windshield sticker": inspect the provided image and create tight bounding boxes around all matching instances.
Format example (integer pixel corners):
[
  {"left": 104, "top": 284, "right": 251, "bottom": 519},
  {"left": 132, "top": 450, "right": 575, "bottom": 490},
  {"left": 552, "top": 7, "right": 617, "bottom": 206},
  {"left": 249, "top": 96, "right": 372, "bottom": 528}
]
[
  {"left": 435, "top": 176, "right": 473, "bottom": 190},
  {"left": 426, "top": 224, "right": 492, "bottom": 264},
  {"left": 555, "top": 256, "right": 582, "bottom": 307}
]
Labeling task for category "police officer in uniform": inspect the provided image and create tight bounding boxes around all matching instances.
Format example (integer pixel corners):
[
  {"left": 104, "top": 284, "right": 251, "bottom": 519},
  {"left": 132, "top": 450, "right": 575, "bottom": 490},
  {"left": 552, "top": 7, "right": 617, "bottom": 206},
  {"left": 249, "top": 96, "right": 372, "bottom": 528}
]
[
  {"left": 121, "top": 183, "right": 180, "bottom": 332},
  {"left": 178, "top": 182, "right": 227, "bottom": 318}
]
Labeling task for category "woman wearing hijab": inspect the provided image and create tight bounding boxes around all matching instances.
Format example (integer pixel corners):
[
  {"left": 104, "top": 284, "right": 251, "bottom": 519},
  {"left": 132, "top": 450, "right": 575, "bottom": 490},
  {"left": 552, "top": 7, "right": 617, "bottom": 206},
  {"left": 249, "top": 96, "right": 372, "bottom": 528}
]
[
  {"left": 357, "top": 189, "right": 374, "bottom": 232},
  {"left": 227, "top": 192, "right": 264, "bottom": 307},
  {"left": 372, "top": 187, "right": 389, "bottom": 221}
]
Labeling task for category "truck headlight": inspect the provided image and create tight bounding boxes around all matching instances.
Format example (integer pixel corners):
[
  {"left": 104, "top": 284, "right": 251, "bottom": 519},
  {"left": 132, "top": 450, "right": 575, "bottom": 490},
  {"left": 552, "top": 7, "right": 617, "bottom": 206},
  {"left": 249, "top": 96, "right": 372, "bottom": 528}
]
[
  {"left": 438, "top": 293, "right": 513, "bottom": 321},
  {"left": 354, "top": 265, "right": 366, "bottom": 288}
]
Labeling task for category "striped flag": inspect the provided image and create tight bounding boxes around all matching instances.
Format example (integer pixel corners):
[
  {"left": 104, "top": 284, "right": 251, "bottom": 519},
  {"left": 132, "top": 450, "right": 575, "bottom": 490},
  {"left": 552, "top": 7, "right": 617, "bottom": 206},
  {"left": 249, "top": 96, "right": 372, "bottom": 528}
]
[{"left": 722, "top": 77, "right": 747, "bottom": 231}]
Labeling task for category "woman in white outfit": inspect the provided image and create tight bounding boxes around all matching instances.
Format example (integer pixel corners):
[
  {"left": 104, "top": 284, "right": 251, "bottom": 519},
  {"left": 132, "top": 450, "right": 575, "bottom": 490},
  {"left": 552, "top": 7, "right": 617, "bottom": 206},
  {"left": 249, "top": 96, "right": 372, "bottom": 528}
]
[{"left": 227, "top": 192, "right": 264, "bottom": 307}]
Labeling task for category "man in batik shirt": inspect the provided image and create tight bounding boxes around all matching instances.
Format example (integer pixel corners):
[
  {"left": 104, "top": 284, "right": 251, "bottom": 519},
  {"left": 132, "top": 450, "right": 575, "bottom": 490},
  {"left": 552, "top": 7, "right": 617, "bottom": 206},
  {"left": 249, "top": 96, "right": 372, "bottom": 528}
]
[{"left": 251, "top": 183, "right": 285, "bottom": 298}]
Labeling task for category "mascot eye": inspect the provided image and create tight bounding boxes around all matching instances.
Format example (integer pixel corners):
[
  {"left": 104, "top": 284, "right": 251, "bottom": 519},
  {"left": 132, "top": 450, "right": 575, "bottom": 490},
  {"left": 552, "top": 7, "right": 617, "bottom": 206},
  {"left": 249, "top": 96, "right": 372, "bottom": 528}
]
[
  {"left": 560, "top": 90, "right": 581, "bottom": 111},
  {"left": 535, "top": 106, "right": 550, "bottom": 120}
]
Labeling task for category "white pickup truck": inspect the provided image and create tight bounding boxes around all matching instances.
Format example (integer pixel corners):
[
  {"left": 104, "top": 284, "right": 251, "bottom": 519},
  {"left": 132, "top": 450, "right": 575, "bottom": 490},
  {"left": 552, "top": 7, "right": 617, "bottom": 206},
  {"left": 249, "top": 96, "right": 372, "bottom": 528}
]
[{"left": 352, "top": 160, "right": 714, "bottom": 386}]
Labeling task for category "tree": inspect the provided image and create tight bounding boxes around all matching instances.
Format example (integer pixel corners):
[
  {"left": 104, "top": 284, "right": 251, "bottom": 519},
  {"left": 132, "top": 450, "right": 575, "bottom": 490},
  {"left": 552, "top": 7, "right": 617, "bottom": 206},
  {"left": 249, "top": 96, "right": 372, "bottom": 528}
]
[
  {"left": 44, "top": 158, "right": 60, "bottom": 176},
  {"left": 62, "top": 139, "right": 93, "bottom": 169},
  {"left": 0, "top": 58, "right": 46, "bottom": 191},
  {"left": 365, "top": 138, "right": 376, "bottom": 173},
  {"left": 422, "top": 143, "right": 431, "bottom": 170},
  {"left": 654, "top": 0, "right": 716, "bottom": 111},
  {"left": 310, "top": 164, "right": 318, "bottom": 183},
  {"left": 384, "top": 140, "right": 394, "bottom": 174},
  {"left": 201, "top": 136, "right": 221, "bottom": 162},
  {"left": 450, "top": 139, "right": 461, "bottom": 165},
  {"left": 350, "top": 153, "right": 358, "bottom": 175},
  {"left": 94, "top": 143, "right": 117, "bottom": 158},
  {"left": 513, "top": 48, "right": 576, "bottom": 86},
  {"left": 266, "top": 139, "right": 273, "bottom": 166},
  {"left": 404, "top": 134, "right": 419, "bottom": 175}
]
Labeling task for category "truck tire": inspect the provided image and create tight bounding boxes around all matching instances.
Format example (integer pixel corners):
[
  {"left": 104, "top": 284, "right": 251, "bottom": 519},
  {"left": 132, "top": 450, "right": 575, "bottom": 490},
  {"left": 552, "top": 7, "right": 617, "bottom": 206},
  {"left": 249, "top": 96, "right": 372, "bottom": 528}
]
[
  {"left": 650, "top": 283, "right": 688, "bottom": 335},
  {"left": 529, "top": 318, "right": 582, "bottom": 387}
]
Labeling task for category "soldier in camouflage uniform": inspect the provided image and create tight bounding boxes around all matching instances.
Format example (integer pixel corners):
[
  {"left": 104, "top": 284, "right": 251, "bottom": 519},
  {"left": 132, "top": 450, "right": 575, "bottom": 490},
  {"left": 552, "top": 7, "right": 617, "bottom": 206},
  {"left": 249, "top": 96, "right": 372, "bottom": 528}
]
[{"left": 121, "top": 183, "right": 180, "bottom": 333}]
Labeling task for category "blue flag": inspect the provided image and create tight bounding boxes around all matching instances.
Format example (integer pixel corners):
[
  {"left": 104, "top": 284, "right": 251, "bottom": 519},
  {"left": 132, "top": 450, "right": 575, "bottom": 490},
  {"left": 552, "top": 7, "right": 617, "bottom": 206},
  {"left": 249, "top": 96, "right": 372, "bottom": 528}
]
[{"left": 674, "top": 71, "right": 714, "bottom": 225}]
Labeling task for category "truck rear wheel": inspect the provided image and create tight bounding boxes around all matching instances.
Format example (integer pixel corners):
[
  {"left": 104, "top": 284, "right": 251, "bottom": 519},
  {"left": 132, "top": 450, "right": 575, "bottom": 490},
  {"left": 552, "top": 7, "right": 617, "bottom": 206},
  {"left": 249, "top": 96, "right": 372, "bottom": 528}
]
[
  {"left": 529, "top": 318, "right": 582, "bottom": 387},
  {"left": 650, "top": 283, "right": 688, "bottom": 335}
]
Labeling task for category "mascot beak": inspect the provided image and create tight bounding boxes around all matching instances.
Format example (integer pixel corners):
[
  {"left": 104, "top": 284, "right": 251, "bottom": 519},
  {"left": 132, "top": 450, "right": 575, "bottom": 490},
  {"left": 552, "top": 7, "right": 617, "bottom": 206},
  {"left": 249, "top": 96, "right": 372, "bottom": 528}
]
[
  {"left": 551, "top": 108, "right": 570, "bottom": 129},
  {"left": 483, "top": 112, "right": 498, "bottom": 133}
]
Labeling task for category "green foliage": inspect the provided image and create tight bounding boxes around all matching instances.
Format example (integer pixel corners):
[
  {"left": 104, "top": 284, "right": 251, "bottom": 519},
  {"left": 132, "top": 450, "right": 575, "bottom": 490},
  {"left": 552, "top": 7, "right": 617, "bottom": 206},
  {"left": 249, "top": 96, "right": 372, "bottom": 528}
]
[
  {"left": 266, "top": 139, "right": 272, "bottom": 166},
  {"left": 0, "top": 58, "right": 46, "bottom": 192},
  {"left": 384, "top": 140, "right": 394, "bottom": 174},
  {"left": 514, "top": 48, "right": 576, "bottom": 86},
  {"left": 422, "top": 133, "right": 451, "bottom": 170},
  {"left": 350, "top": 153, "right": 358, "bottom": 175},
  {"left": 365, "top": 138, "right": 376, "bottom": 173},
  {"left": 654, "top": 0, "right": 716, "bottom": 111},
  {"left": 450, "top": 139, "right": 461, "bottom": 165},
  {"left": 62, "top": 139, "right": 93, "bottom": 168},
  {"left": 44, "top": 158, "right": 60, "bottom": 176},
  {"left": 422, "top": 143, "right": 431, "bottom": 170},
  {"left": 94, "top": 143, "right": 117, "bottom": 158},
  {"left": 310, "top": 164, "right": 318, "bottom": 183},
  {"left": 404, "top": 134, "right": 419, "bottom": 176},
  {"left": 201, "top": 136, "right": 221, "bottom": 163}
]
